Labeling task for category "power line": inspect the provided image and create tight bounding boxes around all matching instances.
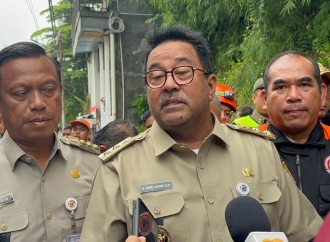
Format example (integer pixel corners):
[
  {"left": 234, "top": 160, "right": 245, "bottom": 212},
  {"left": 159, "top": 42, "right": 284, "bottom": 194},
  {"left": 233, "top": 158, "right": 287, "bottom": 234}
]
[
  {"left": 25, "top": 0, "right": 40, "bottom": 30},
  {"left": 48, "top": 0, "right": 57, "bottom": 41}
]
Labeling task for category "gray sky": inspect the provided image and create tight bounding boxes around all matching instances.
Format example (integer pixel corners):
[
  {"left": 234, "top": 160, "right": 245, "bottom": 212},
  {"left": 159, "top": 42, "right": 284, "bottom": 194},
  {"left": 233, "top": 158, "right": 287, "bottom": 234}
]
[{"left": 0, "top": 0, "right": 59, "bottom": 50}]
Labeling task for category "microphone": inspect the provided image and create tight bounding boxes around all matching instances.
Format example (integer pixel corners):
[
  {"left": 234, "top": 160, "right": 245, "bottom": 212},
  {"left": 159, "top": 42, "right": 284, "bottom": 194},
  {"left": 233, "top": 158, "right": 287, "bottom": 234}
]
[{"left": 225, "top": 196, "right": 288, "bottom": 242}]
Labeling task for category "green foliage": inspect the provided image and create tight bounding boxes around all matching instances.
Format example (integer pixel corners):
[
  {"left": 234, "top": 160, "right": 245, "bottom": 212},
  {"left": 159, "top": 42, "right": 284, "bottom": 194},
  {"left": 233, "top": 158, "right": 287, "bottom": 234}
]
[
  {"left": 131, "top": 93, "right": 149, "bottom": 124},
  {"left": 137, "top": 0, "right": 330, "bottom": 110}
]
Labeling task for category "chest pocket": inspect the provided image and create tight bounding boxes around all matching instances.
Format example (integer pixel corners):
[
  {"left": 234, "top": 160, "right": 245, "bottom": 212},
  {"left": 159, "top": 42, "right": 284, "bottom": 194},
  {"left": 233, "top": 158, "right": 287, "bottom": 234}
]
[
  {"left": 0, "top": 208, "right": 28, "bottom": 234},
  {"left": 230, "top": 182, "right": 281, "bottom": 203},
  {"left": 128, "top": 192, "right": 186, "bottom": 239},
  {"left": 319, "top": 184, "right": 330, "bottom": 217}
]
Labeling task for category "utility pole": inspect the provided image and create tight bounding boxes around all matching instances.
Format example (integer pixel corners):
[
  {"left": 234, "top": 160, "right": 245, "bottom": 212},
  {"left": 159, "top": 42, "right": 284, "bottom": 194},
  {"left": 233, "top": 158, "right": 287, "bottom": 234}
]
[{"left": 57, "top": 31, "right": 65, "bottom": 128}]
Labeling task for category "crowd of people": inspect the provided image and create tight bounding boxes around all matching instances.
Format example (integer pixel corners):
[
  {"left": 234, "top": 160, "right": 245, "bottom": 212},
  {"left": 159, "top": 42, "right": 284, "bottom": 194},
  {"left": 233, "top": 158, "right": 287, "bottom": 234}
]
[{"left": 0, "top": 24, "right": 330, "bottom": 242}]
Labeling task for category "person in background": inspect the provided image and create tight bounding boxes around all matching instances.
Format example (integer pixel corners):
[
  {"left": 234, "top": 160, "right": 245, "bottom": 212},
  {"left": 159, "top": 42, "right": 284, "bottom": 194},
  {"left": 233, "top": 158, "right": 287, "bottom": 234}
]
[
  {"left": 0, "top": 41, "right": 100, "bottom": 241},
  {"left": 259, "top": 50, "right": 330, "bottom": 218},
  {"left": 62, "top": 125, "right": 72, "bottom": 138},
  {"left": 235, "top": 106, "right": 253, "bottom": 119},
  {"left": 318, "top": 62, "right": 330, "bottom": 124},
  {"left": 92, "top": 119, "right": 138, "bottom": 152},
  {"left": 232, "top": 78, "right": 269, "bottom": 127},
  {"left": 210, "top": 94, "right": 225, "bottom": 122},
  {"left": 80, "top": 25, "right": 322, "bottom": 242},
  {"left": 70, "top": 118, "right": 90, "bottom": 141},
  {"left": 142, "top": 110, "right": 154, "bottom": 128},
  {"left": 215, "top": 83, "right": 237, "bottom": 123}
]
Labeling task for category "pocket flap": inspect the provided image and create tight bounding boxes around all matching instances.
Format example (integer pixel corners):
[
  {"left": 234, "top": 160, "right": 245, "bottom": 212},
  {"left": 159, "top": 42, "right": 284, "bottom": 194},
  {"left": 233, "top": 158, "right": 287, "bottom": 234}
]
[
  {"left": 231, "top": 182, "right": 281, "bottom": 203},
  {"left": 74, "top": 196, "right": 90, "bottom": 219},
  {"left": 319, "top": 184, "right": 330, "bottom": 201},
  {"left": 0, "top": 208, "right": 28, "bottom": 233},
  {"left": 129, "top": 192, "right": 184, "bottom": 218}
]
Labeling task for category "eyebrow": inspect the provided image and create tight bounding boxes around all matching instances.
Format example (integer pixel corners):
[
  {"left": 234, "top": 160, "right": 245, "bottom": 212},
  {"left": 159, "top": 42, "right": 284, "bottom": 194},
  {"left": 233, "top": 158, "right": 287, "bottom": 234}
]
[
  {"left": 272, "top": 76, "right": 313, "bottom": 86},
  {"left": 147, "top": 57, "right": 193, "bottom": 71}
]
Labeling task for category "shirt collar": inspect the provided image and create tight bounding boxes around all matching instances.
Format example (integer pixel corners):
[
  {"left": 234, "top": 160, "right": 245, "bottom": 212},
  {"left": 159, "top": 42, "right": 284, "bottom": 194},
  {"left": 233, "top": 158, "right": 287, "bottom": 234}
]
[
  {"left": 2, "top": 132, "right": 66, "bottom": 171},
  {"left": 149, "top": 113, "right": 230, "bottom": 156}
]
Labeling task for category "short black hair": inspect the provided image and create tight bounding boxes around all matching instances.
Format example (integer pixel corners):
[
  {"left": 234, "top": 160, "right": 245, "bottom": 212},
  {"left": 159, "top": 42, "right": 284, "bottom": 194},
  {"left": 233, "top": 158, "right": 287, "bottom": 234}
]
[
  {"left": 140, "top": 25, "right": 213, "bottom": 74},
  {"left": 63, "top": 125, "right": 72, "bottom": 130},
  {"left": 142, "top": 110, "right": 153, "bottom": 124},
  {"left": 263, "top": 50, "right": 321, "bottom": 93},
  {"left": 92, "top": 119, "right": 138, "bottom": 149},
  {"left": 0, "top": 41, "right": 61, "bottom": 83},
  {"left": 238, "top": 107, "right": 253, "bottom": 117}
]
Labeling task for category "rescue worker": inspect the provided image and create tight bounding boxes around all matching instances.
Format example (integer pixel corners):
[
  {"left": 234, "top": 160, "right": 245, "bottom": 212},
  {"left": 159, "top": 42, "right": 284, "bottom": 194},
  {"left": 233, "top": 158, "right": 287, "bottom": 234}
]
[
  {"left": 215, "top": 83, "right": 237, "bottom": 123},
  {"left": 259, "top": 50, "right": 330, "bottom": 218},
  {"left": 70, "top": 118, "right": 91, "bottom": 141},
  {"left": 81, "top": 25, "right": 322, "bottom": 242},
  {"left": 318, "top": 62, "right": 330, "bottom": 124},
  {"left": 0, "top": 42, "right": 100, "bottom": 241},
  {"left": 232, "top": 78, "right": 269, "bottom": 127}
]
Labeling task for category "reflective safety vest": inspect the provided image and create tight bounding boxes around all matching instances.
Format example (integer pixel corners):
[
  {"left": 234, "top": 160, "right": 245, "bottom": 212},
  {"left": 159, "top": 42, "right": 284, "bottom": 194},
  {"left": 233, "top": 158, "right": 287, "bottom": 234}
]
[{"left": 232, "top": 115, "right": 259, "bottom": 127}]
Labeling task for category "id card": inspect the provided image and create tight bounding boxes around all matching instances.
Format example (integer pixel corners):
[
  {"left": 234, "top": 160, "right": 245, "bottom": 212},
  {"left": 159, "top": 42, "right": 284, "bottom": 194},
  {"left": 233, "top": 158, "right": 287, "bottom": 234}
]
[{"left": 66, "top": 234, "right": 81, "bottom": 242}]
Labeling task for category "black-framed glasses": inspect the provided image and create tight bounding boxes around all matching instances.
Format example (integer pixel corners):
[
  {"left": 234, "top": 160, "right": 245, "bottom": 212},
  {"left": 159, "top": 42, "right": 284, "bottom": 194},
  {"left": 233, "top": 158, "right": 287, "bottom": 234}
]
[
  {"left": 143, "top": 66, "right": 209, "bottom": 89},
  {"left": 216, "top": 91, "right": 235, "bottom": 101}
]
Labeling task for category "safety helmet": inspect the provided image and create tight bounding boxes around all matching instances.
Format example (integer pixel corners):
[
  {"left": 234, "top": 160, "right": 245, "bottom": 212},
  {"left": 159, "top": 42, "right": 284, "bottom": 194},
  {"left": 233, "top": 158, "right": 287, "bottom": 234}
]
[{"left": 216, "top": 84, "right": 237, "bottom": 111}]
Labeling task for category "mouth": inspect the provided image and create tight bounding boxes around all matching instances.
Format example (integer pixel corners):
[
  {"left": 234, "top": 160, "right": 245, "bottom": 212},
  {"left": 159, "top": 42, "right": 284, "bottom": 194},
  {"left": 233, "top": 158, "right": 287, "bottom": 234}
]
[
  {"left": 28, "top": 117, "right": 50, "bottom": 126},
  {"left": 161, "top": 97, "right": 185, "bottom": 108}
]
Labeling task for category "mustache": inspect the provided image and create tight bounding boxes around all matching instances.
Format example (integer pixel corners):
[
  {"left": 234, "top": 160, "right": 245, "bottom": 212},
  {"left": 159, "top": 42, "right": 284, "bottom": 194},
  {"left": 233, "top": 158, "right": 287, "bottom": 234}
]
[{"left": 158, "top": 92, "right": 189, "bottom": 109}]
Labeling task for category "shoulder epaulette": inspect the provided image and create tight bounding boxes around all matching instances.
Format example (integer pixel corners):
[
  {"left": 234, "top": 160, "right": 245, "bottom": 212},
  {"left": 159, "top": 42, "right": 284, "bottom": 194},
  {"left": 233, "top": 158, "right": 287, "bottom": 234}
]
[
  {"left": 99, "top": 132, "right": 146, "bottom": 163},
  {"left": 226, "top": 123, "right": 276, "bottom": 140},
  {"left": 60, "top": 136, "right": 101, "bottom": 155}
]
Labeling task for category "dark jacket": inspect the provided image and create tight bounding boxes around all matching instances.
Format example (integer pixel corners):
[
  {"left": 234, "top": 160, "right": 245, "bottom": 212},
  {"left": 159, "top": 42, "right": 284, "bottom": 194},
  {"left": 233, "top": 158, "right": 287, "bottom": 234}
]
[{"left": 260, "top": 122, "right": 330, "bottom": 217}]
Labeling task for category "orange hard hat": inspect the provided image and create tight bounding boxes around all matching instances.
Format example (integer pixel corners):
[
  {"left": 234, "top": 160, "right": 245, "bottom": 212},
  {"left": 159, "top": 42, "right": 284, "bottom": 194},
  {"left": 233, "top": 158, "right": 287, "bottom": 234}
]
[{"left": 216, "top": 84, "right": 237, "bottom": 111}]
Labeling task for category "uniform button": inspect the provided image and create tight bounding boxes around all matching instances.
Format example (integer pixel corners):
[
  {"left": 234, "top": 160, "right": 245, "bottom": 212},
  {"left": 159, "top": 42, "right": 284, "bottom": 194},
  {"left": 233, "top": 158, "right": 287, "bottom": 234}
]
[
  {"left": 26, "top": 157, "right": 32, "bottom": 162},
  {"left": 258, "top": 193, "right": 263, "bottom": 201},
  {"left": 179, "top": 145, "right": 186, "bottom": 150},
  {"left": 208, "top": 197, "right": 214, "bottom": 204},
  {"left": 154, "top": 207, "right": 161, "bottom": 215},
  {"left": 1, "top": 223, "right": 7, "bottom": 231},
  {"left": 198, "top": 162, "right": 205, "bottom": 169},
  {"left": 41, "top": 176, "right": 46, "bottom": 182},
  {"left": 46, "top": 213, "right": 52, "bottom": 220}
]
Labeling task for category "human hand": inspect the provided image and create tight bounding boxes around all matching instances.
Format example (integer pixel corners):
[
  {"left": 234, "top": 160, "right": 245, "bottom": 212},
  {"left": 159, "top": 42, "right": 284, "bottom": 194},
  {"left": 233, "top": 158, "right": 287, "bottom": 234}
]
[{"left": 125, "top": 235, "right": 146, "bottom": 242}]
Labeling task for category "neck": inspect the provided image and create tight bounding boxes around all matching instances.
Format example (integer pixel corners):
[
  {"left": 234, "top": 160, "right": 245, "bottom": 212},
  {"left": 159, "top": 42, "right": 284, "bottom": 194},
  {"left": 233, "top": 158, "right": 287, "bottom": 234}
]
[
  {"left": 164, "top": 115, "right": 214, "bottom": 149},
  {"left": 15, "top": 136, "right": 55, "bottom": 171}
]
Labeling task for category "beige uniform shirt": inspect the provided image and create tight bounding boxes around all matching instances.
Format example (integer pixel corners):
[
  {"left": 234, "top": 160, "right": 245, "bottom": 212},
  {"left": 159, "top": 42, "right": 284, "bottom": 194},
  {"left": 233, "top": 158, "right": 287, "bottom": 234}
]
[
  {"left": 0, "top": 132, "right": 100, "bottom": 241},
  {"left": 81, "top": 118, "right": 322, "bottom": 242},
  {"left": 250, "top": 109, "right": 268, "bottom": 125}
]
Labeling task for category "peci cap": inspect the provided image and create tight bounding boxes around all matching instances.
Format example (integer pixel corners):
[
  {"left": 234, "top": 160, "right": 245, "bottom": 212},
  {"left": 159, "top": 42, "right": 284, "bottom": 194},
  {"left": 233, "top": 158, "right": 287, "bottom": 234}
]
[
  {"left": 252, "top": 78, "right": 264, "bottom": 93},
  {"left": 318, "top": 62, "right": 330, "bottom": 83},
  {"left": 70, "top": 118, "right": 90, "bottom": 130}
]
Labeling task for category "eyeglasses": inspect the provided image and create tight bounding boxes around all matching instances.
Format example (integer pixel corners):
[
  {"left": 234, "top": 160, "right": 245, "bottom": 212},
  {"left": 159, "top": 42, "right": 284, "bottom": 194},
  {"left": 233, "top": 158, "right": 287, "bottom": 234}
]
[
  {"left": 143, "top": 66, "right": 209, "bottom": 89},
  {"left": 216, "top": 91, "right": 235, "bottom": 101}
]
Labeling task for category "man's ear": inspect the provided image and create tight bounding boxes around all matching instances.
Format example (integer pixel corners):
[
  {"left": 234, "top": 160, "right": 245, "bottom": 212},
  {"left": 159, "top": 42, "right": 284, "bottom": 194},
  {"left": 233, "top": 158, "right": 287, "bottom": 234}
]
[
  {"left": 208, "top": 74, "right": 217, "bottom": 102},
  {"left": 99, "top": 145, "right": 108, "bottom": 153},
  {"left": 321, "top": 83, "right": 327, "bottom": 105},
  {"left": 260, "top": 89, "right": 267, "bottom": 110}
]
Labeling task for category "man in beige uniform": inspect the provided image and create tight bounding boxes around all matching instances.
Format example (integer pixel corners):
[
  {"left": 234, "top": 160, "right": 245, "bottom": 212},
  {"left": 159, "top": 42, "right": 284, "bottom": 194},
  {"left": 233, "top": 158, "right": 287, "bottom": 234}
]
[
  {"left": 81, "top": 25, "right": 322, "bottom": 242},
  {"left": 0, "top": 42, "right": 100, "bottom": 242}
]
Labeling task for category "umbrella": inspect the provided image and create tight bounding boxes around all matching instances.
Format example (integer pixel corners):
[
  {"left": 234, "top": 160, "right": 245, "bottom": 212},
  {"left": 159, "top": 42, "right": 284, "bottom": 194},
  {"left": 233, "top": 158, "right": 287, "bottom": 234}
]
[{"left": 90, "top": 104, "right": 100, "bottom": 112}]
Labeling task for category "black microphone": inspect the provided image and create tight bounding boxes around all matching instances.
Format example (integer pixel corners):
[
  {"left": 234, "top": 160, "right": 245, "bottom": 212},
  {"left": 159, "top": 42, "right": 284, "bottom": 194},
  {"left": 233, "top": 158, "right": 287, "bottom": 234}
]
[{"left": 225, "top": 196, "right": 271, "bottom": 242}]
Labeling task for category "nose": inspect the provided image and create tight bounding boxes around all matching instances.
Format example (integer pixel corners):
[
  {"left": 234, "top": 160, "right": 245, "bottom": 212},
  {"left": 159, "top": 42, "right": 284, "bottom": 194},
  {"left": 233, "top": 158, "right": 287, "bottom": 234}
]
[
  {"left": 286, "top": 86, "right": 302, "bottom": 103},
  {"left": 29, "top": 90, "right": 46, "bottom": 111},
  {"left": 162, "top": 72, "right": 180, "bottom": 91}
]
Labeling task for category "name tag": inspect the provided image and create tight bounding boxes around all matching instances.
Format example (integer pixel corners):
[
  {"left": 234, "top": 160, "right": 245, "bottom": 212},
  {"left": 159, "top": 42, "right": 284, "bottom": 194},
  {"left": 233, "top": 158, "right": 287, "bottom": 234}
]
[
  {"left": 140, "top": 182, "right": 173, "bottom": 194},
  {"left": 0, "top": 193, "right": 14, "bottom": 206}
]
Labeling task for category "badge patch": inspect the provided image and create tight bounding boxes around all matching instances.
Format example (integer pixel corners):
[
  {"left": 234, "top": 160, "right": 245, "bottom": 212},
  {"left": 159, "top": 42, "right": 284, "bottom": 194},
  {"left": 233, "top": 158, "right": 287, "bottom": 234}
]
[
  {"left": 0, "top": 193, "right": 14, "bottom": 206},
  {"left": 324, "top": 156, "right": 330, "bottom": 174},
  {"left": 140, "top": 182, "right": 173, "bottom": 194}
]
